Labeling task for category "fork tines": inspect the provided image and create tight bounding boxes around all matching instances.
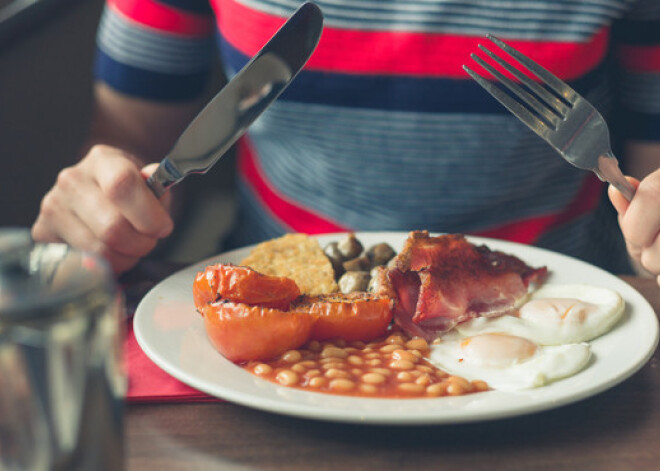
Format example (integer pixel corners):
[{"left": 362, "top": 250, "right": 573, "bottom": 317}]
[{"left": 463, "top": 34, "right": 577, "bottom": 133}]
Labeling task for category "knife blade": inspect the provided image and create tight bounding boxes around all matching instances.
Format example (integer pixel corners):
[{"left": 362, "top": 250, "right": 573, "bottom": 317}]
[{"left": 146, "top": 2, "right": 324, "bottom": 197}]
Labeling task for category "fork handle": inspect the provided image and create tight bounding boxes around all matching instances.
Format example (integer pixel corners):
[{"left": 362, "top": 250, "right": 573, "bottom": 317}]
[{"left": 595, "top": 153, "right": 636, "bottom": 202}]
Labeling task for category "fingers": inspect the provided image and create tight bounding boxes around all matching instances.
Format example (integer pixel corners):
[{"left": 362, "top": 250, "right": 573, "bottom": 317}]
[
  {"left": 609, "top": 170, "right": 660, "bottom": 278},
  {"left": 607, "top": 177, "right": 637, "bottom": 215},
  {"left": 85, "top": 150, "right": 173, "bottom": 238},
  {"left": 31, "top": 145, "right": 175, "bottom": 274}
]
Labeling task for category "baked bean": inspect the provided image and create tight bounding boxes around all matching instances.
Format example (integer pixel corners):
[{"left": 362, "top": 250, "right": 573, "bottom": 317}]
[
  {"left": 305, "top": 369, "right": 321, "bottom": 378},
  {"left": 415, "top": 374, "right": 431, "bottom": 386},
  {"left": 406, "top": 338, "right": 430, "bottom": 351},
  {"left": 280, "top": 350, "right": 302, "bottom": 363},
  {"left": 396, "top": 372, "right": 414, "bottom": 382},
  {"left": 380, "top": 344, "right": 402, "bottom": 353},
  {"left": 448, "top": 375, "right": 471, "bottom": 390},
  {"left": 426, "top": 383, "right": 448, "bottom": 397},
  {"left": 369, "top": 368, "right": 392, "bottom": 376},
  {"left": 390, "top": 360, "right": 415, "bottom": 370},
  {"left": 325, "top": 368, "right": 350, "bottom": 379},
  {"left": 329, "top": 378, "right": 356, "bottom": 392},
  {"left": 391, "top": 350, "right": 418, "bottom": 363},
  {"left": 242, "top": 327, "right": 487, "bottom": 399},
  {"left": 321, "top": 346, "right": 349, "bottom": 359},
  {"left": 386, "top": 334, "right": 406, "bottom": 345},
  {"left": 472, "top": 380, "right": 489, "bottom": 392},
  {"left": 446, "top": 376, "right": 472, "bottom": 396},
  {"left": 398, "top": 383, "right": 425, "bottom": 394},
  {"left": 276, "top": 370, "right": 299, "bottom": 386},
  {"left": 253, "top": 364, "right": 272, "bottom": 375},
  {"left": 408, "top": 349, "right": 423, "bottom": 359},
  {"left": 362, "top": 372, "right": 387, "bottom": 385},
  {"left": 347, "top": 355, "right": 364, "bottom": 366},
  {"left": 321, "top": 361, "right": 346, "bottom": 370},
  {"left": 416, "top": 365, "right": 434, "bottom": 373},
  {"left": 308, "top": 376, "right": 326, "bottom": 388},
  {"left": 359, "top": 384, "right": 378, "bottom": 394}
]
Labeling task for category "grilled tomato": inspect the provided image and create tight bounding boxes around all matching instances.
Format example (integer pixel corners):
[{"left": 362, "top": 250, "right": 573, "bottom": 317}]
[
  {"left": 201, "top": 302, "right": 314, "bottom": 363},
  {"left": 193, "top": 264, "right": 300, "bottom": 312},
  {"left": 293, "top": 292, "right": 393, "bottom": 342}
]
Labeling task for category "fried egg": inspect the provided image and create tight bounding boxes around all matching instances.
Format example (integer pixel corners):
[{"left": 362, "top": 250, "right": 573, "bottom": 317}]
[
  {"left": 429, "top": 332, "right": 591, "bottom": 391},
  {"left": 455, "top": 284, "right": 624, "bottom": 346}
]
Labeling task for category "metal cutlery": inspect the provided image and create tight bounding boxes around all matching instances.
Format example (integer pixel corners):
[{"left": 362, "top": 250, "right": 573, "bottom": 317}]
[
  {"left": 146, "top": 2, "right": 324, "bottom": 197},
  {"left": 463, "top": 34, "right": 636, "bottom": 201}
]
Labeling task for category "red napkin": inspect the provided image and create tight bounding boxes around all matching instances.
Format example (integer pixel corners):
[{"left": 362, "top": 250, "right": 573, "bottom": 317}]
[{"left": 124, "top": 321, "right": 221, "bottom": 403}]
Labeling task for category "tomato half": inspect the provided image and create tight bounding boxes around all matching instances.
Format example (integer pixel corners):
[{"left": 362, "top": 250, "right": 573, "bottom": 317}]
[
  {"left": 293, "top": 293, "right": 393, "bottom": 342},
  {"left": 202, "top": 302, "right": 314, "bottom": 363},
  {"left": 193, "top": 264, "right": 301, "bottom": 312},
  {"left": 193, "top": 266, "right": 220, "bottom": 311}
]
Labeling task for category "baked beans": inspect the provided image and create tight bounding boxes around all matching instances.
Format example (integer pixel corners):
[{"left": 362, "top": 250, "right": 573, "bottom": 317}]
[{"left": 243, "top": 328, "right": 489, "bottom": 398}]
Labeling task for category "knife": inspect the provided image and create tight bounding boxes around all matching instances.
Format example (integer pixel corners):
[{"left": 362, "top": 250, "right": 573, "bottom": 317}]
[{"left": 146, "top": 2, "right": 324, "bottom": 197}]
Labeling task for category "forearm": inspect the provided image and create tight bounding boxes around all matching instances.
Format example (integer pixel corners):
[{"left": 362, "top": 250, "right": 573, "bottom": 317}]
[{"left": 85, "top": 82, "right": 207, "bottom": 164}]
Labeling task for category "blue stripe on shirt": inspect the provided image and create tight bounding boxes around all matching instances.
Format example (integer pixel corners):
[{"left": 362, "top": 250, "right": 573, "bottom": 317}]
[{"left": 94, "top": 49, "right": 211, "bottom": 101}]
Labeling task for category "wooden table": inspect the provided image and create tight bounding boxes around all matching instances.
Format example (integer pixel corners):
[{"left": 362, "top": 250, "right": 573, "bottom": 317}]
[{"left": 125, "top": 276, "right": 660, "bottom": 471}]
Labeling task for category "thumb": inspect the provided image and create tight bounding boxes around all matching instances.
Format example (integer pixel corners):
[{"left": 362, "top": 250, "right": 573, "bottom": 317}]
[
  {"left": 141, "top": 163, "right": 173, "bottom": 211},
  {"left": 607, "top": 176, "right": 640, "bottom": 216}
]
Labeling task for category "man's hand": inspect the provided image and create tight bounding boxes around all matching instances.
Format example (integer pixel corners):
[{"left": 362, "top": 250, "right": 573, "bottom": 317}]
[{"left": 32, "top": 144, "right": 174, "bottom": 274}]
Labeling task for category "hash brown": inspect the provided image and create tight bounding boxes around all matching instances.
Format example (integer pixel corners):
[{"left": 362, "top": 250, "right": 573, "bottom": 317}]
[{"left": 240, "top": 233, "right": 338, "bottom": 295}]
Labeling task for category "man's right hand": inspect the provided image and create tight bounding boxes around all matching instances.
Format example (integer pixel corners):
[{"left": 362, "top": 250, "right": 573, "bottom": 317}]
[{"left": 32, "top": 144, "right": 174, "bottom": 275}]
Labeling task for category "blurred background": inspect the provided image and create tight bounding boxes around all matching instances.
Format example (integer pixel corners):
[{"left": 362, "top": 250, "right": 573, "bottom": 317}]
[{"left": 0, "top": 0, "right": 236, "bottom": 264}]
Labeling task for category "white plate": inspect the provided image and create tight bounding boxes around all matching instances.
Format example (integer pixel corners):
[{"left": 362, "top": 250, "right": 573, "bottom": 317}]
[{"left": 133, "top": 232, "right": 659, "bottom": 425}]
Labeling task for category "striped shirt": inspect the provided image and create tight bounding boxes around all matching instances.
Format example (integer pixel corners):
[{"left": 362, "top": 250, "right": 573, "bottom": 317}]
[{"left": 95, "top": 0, "right": 660, "bottom": 273}]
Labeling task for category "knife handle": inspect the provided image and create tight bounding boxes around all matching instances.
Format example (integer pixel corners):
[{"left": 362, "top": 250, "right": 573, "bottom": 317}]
[{"left": 146, "top": 159, "right": 182, "bottom": 198}]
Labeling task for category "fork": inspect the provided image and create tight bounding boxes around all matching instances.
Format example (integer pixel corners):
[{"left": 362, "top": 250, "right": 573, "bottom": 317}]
[{"left": 463, "top": 34, "right": 636, "bottom": 201}]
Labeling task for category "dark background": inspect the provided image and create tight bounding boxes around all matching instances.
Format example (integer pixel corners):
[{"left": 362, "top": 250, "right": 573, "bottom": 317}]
[{"left": 0, "top": 0, "right": 236, "bottom": 263}]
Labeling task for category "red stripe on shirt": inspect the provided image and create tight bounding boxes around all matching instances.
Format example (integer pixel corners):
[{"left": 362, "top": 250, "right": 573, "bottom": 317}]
[
  {"left": 109, "top": 0, "right": 214, "bottom": 36},
  {"left": 476, "top": 175, "right": 604, "bottom": 244},
  {"left": 617, "top": 44, "right": 660, "bottom": 73},
  {"left": 238, "top": 138, "right": 350, "bottom": 234},
  {"left": 216, "top": 0, "right": 609, "bottom": 80},
  {"left": 240, "top": 133, "right": 603, "bottom": 243}
]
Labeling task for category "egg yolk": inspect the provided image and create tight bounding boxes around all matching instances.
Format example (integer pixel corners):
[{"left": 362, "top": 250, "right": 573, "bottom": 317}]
[
  {"left": 460, "top": 334, "right": 537, "bottom": 368},
  {"left": 519, "top": 298, "right": 597, "bottom": 324}
]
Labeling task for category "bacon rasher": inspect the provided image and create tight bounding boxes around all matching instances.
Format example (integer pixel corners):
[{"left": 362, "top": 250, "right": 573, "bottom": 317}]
[{"left": 379, "top": 231, "right": 547, "bottom": 340}]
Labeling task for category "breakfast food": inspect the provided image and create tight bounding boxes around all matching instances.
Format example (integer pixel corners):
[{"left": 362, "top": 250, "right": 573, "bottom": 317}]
[
  {"left": 194, "top": 231, "right": 626, "bottom": 396},
  {"left": 194, "top": 263, "right": 394, "bottom": 362},
  {"left": 239, "top": 233, "right": 338, "bottom": 295},
  {"left": 245, "top": 330, "right": 489, "bottom": 398},
  {"left": 202, "top": 301, "right": 314, "bottom": 363},
  {"left": 455, "top": 284, "right": 625, "bottom": 345},
  {"left": 429, "top": 332, "right": 592, "bottom": 391},
  {"left": 193, "top": 263, "right": 300, "bottom": 311},
  {"left": 381, "top": 231, "right": 547, "bottom": 340},
  {"left": 292, "top": 292, "right": 392, "bottom": 342}
]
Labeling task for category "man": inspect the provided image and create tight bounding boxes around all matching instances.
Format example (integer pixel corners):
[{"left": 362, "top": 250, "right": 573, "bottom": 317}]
[{"left": 32, "top": 0, "right": 660, "bottom": 284}]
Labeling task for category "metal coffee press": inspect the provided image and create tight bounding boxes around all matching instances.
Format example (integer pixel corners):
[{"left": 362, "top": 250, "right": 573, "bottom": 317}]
[{"left": 0, "top": 229, "right": 126, "bottom": 470}]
